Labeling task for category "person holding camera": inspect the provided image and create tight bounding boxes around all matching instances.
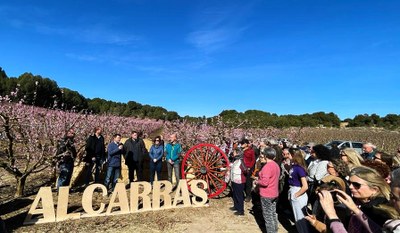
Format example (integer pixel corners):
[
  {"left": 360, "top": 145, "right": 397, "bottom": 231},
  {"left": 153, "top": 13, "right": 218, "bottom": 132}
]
[
  {"left": 104, "top": 134, "right": 124, "bottom": 193},
  {"left": 317, "top": 166, "right": 399, "bottom": 233},
  {"left": 56, "top": 128, "right": 77, "bottom": 190}
]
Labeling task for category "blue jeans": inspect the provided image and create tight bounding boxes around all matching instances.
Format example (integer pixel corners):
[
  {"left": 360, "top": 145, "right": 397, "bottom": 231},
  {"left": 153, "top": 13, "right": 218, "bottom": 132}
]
[
  {"left": 57, "top": 162, "right": 74, "bottom": 190},
  {"left": 85, "top": 158, "right": 102, "bottom": 185},
  {"left": 261, "top": 197, "right": 278, "bottom": 233},
  {"left": 149, "top": 160, "right": 162, "bottom": 185},
  {"left": 104, "top": 166, "right": 121, "bottom": 191},
  {"left": 167, "top": 161, "right": 180, "bottom": 185}
]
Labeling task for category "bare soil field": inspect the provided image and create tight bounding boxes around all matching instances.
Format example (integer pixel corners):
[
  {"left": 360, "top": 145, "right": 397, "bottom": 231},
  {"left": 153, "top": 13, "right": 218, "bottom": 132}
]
[{"left": 0, "top": 169, "right": 294, "bottom": 233}]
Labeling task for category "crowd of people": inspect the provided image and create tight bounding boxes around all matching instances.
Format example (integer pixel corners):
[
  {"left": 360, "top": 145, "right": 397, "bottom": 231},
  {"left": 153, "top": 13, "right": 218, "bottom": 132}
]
[
  {"left": 223, "top": 137, "right": 400, "bottom": 233},
  {"left": 55, "top": 127, "right": 183, "bottom": 194},
  {"left": 55, "top": 128, "right": 400, "bottom": 232}
]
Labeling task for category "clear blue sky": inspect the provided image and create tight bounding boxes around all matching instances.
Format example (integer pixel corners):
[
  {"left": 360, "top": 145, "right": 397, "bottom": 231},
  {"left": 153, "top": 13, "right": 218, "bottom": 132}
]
[{"left": 1, "top": 0, "right": 399, "bottom": 120}]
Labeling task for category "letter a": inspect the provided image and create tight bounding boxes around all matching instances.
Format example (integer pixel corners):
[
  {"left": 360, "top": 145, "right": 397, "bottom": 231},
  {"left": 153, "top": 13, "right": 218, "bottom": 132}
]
[
  {"left": 106, "top": 183, "right": 129, "bottom": 215},
  {"left": 172, "top": 180, "right": 191, "bottom": 207},
  {"left": 24, "top": 187, "right": 55, "bottom": 225}
]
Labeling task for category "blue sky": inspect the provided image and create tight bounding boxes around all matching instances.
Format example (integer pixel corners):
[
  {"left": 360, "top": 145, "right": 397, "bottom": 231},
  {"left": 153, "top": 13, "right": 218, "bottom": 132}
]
[{"left": 1, "top": 0, "right": 399, "bottom": 120}]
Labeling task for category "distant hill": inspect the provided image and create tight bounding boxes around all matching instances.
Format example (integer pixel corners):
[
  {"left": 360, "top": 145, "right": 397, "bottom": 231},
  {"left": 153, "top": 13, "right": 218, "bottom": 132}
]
[{"left": 1, "top": 67, "right": 399, "bottom": 129}]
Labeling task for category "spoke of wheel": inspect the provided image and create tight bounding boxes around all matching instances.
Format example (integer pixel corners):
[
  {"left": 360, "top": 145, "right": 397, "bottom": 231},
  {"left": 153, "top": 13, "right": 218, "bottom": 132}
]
[
  {"left": 186, "top": 168, "right": 201, "bottom": 177},
  {"left": 207, "top": 173, "right": 220, "bottom": 191},
  {"left": 196, "top": 149, "right": 207, "bottom": 166},
  {"left": 208, "top": 172, "right": 225, "bottom": 187},
  {"left": 208, "top": 162, "right": 226, "bottom": 171},
  {"left": 203, "top": 146, "right": 210, "bottom": 164},
  {"left": 191, "top": 151, "right": 205, "bottom": 168},
  {"left": 188, "top": 160, "right": 202, "bottom": 170},
  {"left": 205, "top": 146, "right": 212, "bottom": 165},
  {"left": 208, "top": 168, "right": 224, "bottom": 183},
  {"left": 205, "top": 152, "right": 220, "bottom": 167},
  {"left": 209, "top": 170, "right": 227, "bottom": 175},
  {"left": 204, "top": 174, "right": 211, "bottom": 194},
  {"left": 190, "top": 162, "right": 203, "bottom": 171}
]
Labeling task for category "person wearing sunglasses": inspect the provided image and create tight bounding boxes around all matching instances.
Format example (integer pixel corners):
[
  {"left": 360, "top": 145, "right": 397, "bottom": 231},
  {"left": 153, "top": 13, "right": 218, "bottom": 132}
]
[
  {"left": 317, "top": 166, "right": 399, "bottom": 233},
  {"left": 305, "top": 159, "right": 351, "bottom": 232},
  {"left": 149, "top": 136, "right": 164, "bottom": 185},
  {"left": 340, "top": 148, "right": 364, "bottom": 171}
]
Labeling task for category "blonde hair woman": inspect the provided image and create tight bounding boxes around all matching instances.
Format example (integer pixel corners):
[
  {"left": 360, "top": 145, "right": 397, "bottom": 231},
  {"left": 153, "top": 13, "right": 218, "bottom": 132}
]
[
  {"left": 340, "top": 148, "right": 364, "bottom": 170},
  {"left": 318, "top": 166, "right": 398, "bottom": 233}
]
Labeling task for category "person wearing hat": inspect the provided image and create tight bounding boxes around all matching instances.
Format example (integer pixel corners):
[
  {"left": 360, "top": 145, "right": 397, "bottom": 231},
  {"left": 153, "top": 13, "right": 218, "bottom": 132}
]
[{"left": 241, "top": 138, "right": 256, "bottom": 202}]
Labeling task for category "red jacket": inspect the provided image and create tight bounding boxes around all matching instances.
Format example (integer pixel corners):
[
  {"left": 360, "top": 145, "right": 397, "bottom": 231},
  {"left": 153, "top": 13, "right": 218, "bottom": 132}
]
[{"left": 243, "top": 147, "right": 255, "bottom": 169}]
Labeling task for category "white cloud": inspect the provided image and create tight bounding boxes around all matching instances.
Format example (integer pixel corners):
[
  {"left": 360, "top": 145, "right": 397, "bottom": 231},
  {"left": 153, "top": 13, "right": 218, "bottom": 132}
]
[
  {"left": 187, "top": 27, "right": 246, "bottom": 53},
  {"left": 186, "top": 3, "right": 252, "bottom": 54}
]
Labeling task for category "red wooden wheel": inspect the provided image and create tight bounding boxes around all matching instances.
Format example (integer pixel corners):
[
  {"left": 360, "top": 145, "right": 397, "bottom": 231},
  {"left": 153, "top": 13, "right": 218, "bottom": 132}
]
[{"left": 181, "top": 143, "right": 229, "bottom": 198}]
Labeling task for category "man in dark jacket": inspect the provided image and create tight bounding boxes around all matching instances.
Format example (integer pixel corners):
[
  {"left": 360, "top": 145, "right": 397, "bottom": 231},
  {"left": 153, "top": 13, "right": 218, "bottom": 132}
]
[
  {"left": 104, "top": 133, "right": 123, "bottom": 192},
  {"left": 56, "top": 128, "right": 77, "bottom": 190},
  {"left": 123, "top": 130, "right": 148, "bottom": 182},
  {"left": 84, "top": 127, "right": 106, "bottom": 185}
]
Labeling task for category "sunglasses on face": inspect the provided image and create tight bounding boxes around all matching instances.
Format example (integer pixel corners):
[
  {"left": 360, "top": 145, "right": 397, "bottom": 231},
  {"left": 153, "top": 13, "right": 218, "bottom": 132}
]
[{"left": 348, "top": 181, "right": 367, "bottom": 189}]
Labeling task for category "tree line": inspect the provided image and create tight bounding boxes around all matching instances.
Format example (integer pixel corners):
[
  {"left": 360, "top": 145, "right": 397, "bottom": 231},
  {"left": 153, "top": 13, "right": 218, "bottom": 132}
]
[
  {"left": 1, "top": 67, "right": 399, "bottom": 129},
  {"left": 0, "top": 67, "right": 180, "bottom": 121}
]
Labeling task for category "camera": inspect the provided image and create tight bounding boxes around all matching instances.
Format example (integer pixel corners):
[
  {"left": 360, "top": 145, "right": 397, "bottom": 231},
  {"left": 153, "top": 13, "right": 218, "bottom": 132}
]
[{"left": 330, "top": 190, "right": 338, "bottom": 202}]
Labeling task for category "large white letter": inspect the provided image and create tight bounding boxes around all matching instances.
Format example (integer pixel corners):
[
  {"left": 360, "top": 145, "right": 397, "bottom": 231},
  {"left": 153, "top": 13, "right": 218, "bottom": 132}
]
[
  {"left": 56, "top": 186, "right": 80, "bottom": 221},
  {"left": 106, "top": 183, "right": 129, "bottom": 215},
  {"left": 152, "top": 180, "right": 173, "bottom": 210},
  {"left": 130, "top": 181, "right": 152, "bottom": 212},
  {"left": 172, "top": 180, "right": 191, "bottom": 207},
  {"left": 24, "top": 187, "right": 55, "bottom": 225},
  {"left": 82, "top": 184, "right": 107, "bottom": 217},
  {"left": 190, "top": 180, "right": 208, "bottom": 206}
]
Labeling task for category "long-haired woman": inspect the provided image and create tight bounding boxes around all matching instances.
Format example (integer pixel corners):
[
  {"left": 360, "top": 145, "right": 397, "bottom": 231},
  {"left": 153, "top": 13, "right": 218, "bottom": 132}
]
[
  {"left": 340, "top": 148, "right": 364, "bottom": 170},
  {"left": 288, "top": 149, "right": 310, "bottom": 233},
  {"left": 318, "top": 166, "right": 399, "bottom": 233}
]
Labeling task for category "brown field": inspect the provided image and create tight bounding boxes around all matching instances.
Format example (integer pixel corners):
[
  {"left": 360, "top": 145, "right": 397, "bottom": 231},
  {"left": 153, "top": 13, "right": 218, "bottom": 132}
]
[{"left": 1, "top": 127, "right": 399, "bottom": 233}]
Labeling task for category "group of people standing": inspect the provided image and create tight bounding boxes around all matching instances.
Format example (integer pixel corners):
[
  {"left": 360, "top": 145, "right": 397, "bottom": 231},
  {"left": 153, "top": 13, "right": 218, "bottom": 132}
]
[
  {"left": 55, "top": 127, "right": 183, "bottom": 193},
  {"left": 225, "top": 137, "right": 400, "bottom": 233}
]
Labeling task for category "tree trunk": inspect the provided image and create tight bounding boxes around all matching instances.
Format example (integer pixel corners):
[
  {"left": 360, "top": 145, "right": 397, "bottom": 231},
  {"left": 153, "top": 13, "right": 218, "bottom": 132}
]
[{"left": 15, "top": 175, "right": 27, "bottom": 198}]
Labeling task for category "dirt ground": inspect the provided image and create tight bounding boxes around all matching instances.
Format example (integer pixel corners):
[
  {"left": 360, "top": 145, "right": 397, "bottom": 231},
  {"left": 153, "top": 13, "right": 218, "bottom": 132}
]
[
  {"left": 0, "top": 137, "right": 296, "bottom": 233},
  {"left": 0, "top": 169, "right": 296, "bottom": 233},
  {"left": 2, "top": 193, "right": 294, "bottom": 233}
]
